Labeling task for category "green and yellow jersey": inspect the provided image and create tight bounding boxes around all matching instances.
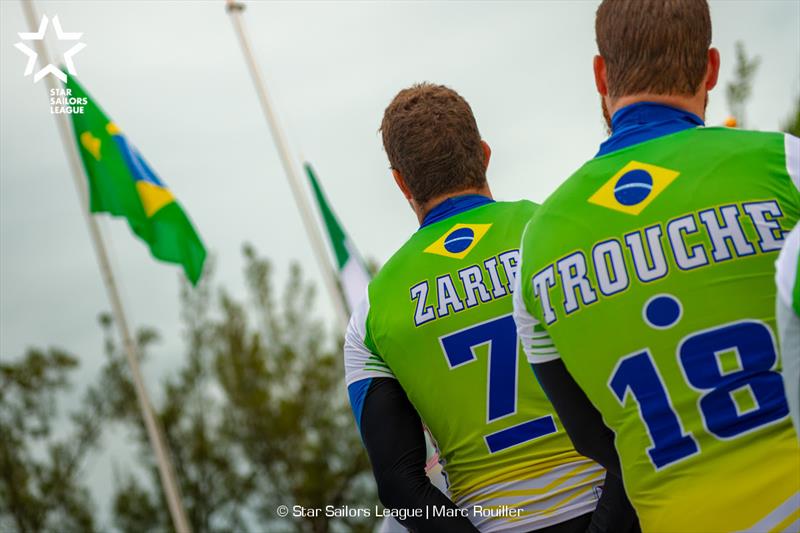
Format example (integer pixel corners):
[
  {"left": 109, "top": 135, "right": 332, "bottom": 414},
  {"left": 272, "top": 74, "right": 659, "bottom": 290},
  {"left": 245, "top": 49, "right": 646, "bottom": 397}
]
[
  {"left": 515, "top": 124, "right": 800, "bottom": 532},
  {"left": 345, "top": 199, "right": 604, "bottom": 532}
]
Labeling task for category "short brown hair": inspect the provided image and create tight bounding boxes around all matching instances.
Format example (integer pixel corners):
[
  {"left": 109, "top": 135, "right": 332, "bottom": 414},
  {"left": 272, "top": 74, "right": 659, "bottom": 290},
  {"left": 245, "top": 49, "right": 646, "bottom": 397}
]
[
  {"left": 596, "top": 0, "right": 712, "bottom": 98},
  {"left": 380, "top": 83, "right": 486, "bottom": 205}
]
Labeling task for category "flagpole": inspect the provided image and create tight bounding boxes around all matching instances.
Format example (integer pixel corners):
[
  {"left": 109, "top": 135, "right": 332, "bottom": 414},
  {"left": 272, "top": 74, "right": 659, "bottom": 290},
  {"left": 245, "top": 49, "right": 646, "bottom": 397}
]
[
  {"left": 225, "top": 0, "right": 350, "bottom": 330},
  {"left": 18, "top": 2, "right": 192, "bottom": 532}
]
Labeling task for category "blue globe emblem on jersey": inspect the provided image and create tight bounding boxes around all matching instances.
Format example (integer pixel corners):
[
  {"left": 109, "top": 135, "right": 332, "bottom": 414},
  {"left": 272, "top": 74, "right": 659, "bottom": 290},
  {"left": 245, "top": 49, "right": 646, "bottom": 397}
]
[
  {"left": 443, "top": 227, "right": 475, "bottom": 253},
  {"left": 614, "top": 169, "right": 653, "bottom": 206},
  {"left": 644, "top": 294, "right": 682, "bottom": 329}
]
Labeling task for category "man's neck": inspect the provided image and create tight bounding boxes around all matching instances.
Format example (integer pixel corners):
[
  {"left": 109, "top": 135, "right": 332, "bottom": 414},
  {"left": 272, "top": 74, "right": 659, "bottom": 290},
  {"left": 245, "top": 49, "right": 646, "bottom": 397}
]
[
  {"left": 609, "top": 92, "right": 706, "bottom": 123},
  {"left": 415, "top": 186, "right": 493, "bottom": 225}
]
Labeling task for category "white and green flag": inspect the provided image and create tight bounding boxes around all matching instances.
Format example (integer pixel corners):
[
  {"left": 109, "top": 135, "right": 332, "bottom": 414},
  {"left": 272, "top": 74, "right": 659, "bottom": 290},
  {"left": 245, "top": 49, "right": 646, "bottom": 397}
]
[
  {"left": 306, "top": 164, "right": 448, "bottom": 507},
  {"left": 304, "top": 163, "right": 371, "bottom": 314}
]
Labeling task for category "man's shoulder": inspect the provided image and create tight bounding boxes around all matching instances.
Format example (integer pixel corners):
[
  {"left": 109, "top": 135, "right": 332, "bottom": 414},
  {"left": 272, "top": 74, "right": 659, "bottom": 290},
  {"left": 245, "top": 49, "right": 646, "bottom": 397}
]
[
  {"left": 633, "top": 125, "right": 786, "bottom": 153},
  {"left": 374, "top": 199, "right": 538, "bottom": 280},
  {"left": 367, "top": 198, "right": 538, "bottom": 321},
  {"left": 693, "top": 125, "right": 786, "bottom": 142},
  {"left": 495, "top": 198, "right": 539, "bottom": 213},
  {"left": 530, "top": 127, "right": 793, "bottom": 223},
  {"left": 629, "top": 126, "right": 791, "bottom": 167},
  {"left": 521, "top": 126, "right": 800, "bottom": 272},
  {"left": 688, "top": 126, "right": 792, "bottom": 160},
  {"left": 521, "top": 168, "right": 592, "bottom": 248}
]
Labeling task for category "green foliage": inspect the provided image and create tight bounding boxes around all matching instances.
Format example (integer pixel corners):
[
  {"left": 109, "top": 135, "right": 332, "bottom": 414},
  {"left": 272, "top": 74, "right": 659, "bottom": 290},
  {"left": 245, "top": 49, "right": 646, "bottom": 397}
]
[
  {"left": 0, "top": 349, "right": 102, "bottom": 533},
  {"left": 97, "top": 245, "right": 376, "bottom": 533},
  {"left": 1, "top": 245, "right": 376, "bottom": 533},
  {"left": 783, "top": 95, "right": 800, "bottom": 137},
  {"left": 723, "top": 41, "right": 798, "bottom": 136},
  {"left": 726, "top": 41, "right": 761, "bottom": 128}
]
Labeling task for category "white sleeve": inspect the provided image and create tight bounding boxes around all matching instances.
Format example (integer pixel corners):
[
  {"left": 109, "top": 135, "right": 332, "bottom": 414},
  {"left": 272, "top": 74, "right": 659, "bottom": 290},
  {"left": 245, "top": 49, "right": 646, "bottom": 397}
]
[
  {"left": 777, "top": 290, "right": 800, "bottom": 439},
  {"left": 343, "top": 290, "right": 396, "bottom": 386},
  {"left": 785, "top": 133, "right": 800, "bottom": 192},
  {"left": 776, "top": 224, "right": 800, "bottom": 311},
  {"left": 512, "top": 264, "right": 562, "bottom": 364},
  {"left": 775, "top": 223, "right": 800, "bottom": 438}
]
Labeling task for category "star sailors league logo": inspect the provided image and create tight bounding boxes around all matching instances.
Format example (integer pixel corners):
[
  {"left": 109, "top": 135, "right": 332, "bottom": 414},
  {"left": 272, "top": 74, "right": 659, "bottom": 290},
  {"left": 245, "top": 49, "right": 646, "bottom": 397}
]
[{"left": 14, "top": 14, "right": 86, "bottom": 83}]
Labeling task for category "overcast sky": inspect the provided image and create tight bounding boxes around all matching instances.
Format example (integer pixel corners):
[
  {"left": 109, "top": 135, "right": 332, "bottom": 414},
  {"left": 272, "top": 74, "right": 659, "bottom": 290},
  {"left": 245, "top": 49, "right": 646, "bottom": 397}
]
[{"left": 2, "top": 0, "right": 799, "bottom": 525}]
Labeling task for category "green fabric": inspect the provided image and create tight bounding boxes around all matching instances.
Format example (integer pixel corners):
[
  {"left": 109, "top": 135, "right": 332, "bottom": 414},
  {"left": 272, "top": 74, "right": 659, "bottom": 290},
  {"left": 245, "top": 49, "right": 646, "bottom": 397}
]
[
  {"left": 518, "top": 126, "right": 800, "bottom": 531},
  {"left": 365, "top": 200, "right": 591, "bottom": 502},
  {"left": 66, "top": 76, "right": 206, "bottom": 285},
  {"left": 794, "top": 243, "right": 800, "bottom": 316},
  {"left": 146, "top": 203, "right": 206, "bottom": 285},
  {"left": 305, "top": 163, "right": 348, "bottom": 269}
]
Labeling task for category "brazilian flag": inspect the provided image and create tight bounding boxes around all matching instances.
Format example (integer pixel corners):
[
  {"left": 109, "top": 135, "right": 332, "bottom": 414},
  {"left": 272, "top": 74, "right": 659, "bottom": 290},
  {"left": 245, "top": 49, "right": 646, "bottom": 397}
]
[{"left": 65, "top": 76, "right": 206, "bottom": 285}]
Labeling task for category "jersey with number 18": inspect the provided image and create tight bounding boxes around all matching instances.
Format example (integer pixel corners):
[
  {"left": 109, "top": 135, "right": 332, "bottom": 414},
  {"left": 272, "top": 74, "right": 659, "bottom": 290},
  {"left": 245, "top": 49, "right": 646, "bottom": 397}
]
[
  {"left": 345, "top": 200, "right": 604, "bottom": 532},
  {"left": 515, "top": 127, "right": 800, "bottom": 532}
]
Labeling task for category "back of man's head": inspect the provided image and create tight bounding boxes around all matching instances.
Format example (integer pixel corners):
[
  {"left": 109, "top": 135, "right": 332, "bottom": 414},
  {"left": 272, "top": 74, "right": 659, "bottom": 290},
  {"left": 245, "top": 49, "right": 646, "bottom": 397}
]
[
  {"left": 381, "top": 83, "right": 486, "bottom": 206},
  {"left": 596, "top": 0, "right": 712, "bottom": 99}
]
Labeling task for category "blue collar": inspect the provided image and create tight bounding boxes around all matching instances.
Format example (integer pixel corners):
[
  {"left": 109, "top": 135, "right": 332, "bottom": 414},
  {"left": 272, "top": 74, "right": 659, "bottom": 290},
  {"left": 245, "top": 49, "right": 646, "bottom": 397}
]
[
  {"left": 420, "top": 194, "right": 494, "bottom": 228},
  {"left": 596, "top": 102, "right": 704, "bottom": 157}
]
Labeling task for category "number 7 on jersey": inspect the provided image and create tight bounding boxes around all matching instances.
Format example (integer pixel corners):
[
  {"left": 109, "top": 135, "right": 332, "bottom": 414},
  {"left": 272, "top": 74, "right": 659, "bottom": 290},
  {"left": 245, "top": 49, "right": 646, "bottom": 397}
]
[{"left": 439, "top": 314, "right": 558, "bottom": 453}]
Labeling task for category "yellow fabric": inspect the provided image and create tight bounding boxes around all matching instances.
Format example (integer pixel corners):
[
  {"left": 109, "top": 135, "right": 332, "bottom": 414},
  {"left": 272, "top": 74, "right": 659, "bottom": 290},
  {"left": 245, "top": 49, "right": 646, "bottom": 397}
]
[
  {"left": 136, "top": 181, "right": 173, "bottom": 217},
  {"left": 80, "top": 131, "right": 101, "bottom": 161}
]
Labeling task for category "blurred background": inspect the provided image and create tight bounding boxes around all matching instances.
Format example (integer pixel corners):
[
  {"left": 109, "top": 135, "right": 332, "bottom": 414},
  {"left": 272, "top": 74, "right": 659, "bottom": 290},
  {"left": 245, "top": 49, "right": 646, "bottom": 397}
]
[{"left": 1, "top": 1, "right": 799, "bottom": 531}]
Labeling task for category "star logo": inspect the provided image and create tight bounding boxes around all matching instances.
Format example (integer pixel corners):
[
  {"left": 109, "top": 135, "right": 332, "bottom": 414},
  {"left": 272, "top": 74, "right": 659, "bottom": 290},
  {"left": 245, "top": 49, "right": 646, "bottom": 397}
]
[{"left": 14, "top": 14, "right": 86, "bottom": 83}]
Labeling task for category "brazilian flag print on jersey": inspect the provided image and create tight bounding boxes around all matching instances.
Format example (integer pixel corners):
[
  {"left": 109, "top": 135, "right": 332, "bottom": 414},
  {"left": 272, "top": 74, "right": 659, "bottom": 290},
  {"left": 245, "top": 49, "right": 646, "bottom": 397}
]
[
  {"left": 424, "top": 223, "right": 492, "bottom": 259},
  {"left": 345, "top": 200, "right": 605, "bottom": 532},
  {"left": 516, "top": 127, "right": 800, "bottom": 532},
  {"left": 66, "top": 75, "right": 206, "bottom": 285},
  {"left": 587, "top": 160, "right": 680, "bottom": 215}
]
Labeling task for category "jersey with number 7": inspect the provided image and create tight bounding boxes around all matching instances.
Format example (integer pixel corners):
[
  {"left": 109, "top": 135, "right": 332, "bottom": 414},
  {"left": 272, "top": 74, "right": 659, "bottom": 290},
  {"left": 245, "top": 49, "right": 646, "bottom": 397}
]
[
  {"left": 345, "top": 200, "right": 605, "bottom": 532},
  {"left": 516, "top": 128, "right": 800, "bottom": 532}
]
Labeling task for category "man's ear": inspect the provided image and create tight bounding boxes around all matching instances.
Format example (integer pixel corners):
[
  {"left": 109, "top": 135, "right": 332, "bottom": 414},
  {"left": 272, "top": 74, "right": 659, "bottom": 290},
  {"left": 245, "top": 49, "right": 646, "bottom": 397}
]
[
  {"left": 593, "top": 55, "right": 608, "bottom": 96},
  {"left": 392, "top": 169, "right": 413, "bottom": 201},
  {"left": 705, "top": 48, "right": 720, "bottom": 91},
  {"left": 481, "top": 141, "right": 492, "bottom": 170}
]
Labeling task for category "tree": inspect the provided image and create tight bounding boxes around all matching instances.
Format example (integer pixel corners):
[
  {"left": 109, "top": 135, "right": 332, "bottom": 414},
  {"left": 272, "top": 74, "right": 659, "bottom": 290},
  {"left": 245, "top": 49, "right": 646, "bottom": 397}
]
[
  {"left": 1, "top": 245, "right": 377, "bottom": 533},
  {"left": 726, "top": 41, "right": 761, "bottom": 128},
  {"left": 0, "top": 349, "right": 103, "bottom": 532},
  {"left": 723, "top": 40, "right": 799, "bottom": 136},
  {"left": 98, "top": 245, "right": 377, "bottom": 533},
  {"left": 95, "top": 297, "right": 255, "bottom": 533},
  {"left": 783, "top": 95, "right": 800, "bottom": 137},
  {"left": 723, "top": 40, "right": 798, "bottom": 137}
]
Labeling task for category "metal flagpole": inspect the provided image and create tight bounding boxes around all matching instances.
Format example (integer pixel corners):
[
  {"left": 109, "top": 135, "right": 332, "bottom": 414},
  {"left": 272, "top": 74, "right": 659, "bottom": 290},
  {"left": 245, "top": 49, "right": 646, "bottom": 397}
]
[
  {"left": 18, "top": 2, "right": 192, "bottom": 532},
  {"left": 225, "top": 0, "right": 350, "bottom": 330}
]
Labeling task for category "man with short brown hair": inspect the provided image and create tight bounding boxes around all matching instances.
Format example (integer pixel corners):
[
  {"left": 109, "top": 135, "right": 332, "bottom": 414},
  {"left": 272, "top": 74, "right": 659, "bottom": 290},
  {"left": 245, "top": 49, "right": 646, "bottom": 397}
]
[
  {"left": 514, "top": 0, "right": 800, "bottom": 531},
  {"left": 596, "top": 0, "right": 712, "bottom": 97},
  {"left": 345, "top": 83, "right": 639, "bottom": 531},
  {"left": 380, "top": 83, "right": 489, "bottom": 208}
]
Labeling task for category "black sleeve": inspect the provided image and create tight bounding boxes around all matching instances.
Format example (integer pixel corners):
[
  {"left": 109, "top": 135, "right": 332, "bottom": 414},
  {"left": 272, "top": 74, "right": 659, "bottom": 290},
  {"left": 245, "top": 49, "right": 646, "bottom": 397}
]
[
  {"left": 531, "top": 361, "right": 641, "bottom": 532},
  {"left": 531, "top": 360, "right": 621, "bottom": 477},
  {"left": 360, "top": 377, "right": 478, "bottom": 533},
  {"left": 588, "top": 473, "right": 641, "bottom": 533}
]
